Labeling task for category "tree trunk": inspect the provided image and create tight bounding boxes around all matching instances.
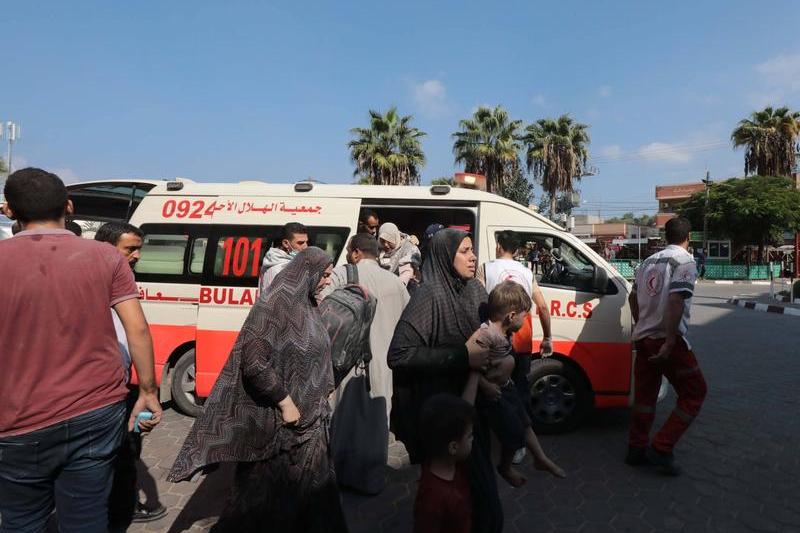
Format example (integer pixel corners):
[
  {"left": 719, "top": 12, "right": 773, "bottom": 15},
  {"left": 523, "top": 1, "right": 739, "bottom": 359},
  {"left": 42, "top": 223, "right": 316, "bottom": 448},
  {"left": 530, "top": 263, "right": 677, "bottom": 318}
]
[{"left": 549, "top": 194, "right": 557, "bottom": 220}]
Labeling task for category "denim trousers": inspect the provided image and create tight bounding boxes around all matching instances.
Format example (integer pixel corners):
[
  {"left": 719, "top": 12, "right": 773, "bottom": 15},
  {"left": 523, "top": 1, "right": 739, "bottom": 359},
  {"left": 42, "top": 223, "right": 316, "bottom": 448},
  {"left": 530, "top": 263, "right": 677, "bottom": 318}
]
[
  {"left": 0, "top": 401, "right": 126, "bottom": 533},
  {"left": 108, "top": 390, "right": 142, "bottom": 529}
]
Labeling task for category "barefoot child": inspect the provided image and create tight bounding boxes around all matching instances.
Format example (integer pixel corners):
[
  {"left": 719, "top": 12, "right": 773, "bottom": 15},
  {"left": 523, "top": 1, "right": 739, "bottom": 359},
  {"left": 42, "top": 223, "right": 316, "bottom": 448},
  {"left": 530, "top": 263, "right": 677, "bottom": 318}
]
[
  {"left": 413, "top": 392, "right": 477, "bottom": 533},
  {"left": 476, "top": 281, "right": 565, "bottom": 487}
]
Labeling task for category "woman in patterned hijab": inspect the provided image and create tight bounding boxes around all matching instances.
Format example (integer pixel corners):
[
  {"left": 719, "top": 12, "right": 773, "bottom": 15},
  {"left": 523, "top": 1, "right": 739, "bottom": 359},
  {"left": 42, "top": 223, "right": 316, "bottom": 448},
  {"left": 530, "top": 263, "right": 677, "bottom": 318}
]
[
  {"left": 388, "top": 229, "right": 503, "bottom": 533},
  {"left": 168, "top": 247, "right": 347, "bottom": 533}
]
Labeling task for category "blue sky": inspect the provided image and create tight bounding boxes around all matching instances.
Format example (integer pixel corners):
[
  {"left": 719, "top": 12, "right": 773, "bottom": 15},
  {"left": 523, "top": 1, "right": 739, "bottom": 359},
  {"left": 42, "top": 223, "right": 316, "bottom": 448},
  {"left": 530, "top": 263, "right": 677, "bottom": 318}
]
[{"left": 3, "top": 1, "right": 799, "bottom": 217}]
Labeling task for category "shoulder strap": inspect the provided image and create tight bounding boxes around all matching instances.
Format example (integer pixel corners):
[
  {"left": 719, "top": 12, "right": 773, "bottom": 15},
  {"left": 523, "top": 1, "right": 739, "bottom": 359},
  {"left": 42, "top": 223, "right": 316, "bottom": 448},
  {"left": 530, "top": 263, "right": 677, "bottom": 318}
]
[{"left": 345, "top": 263, "right": 359, "bottom": 285}]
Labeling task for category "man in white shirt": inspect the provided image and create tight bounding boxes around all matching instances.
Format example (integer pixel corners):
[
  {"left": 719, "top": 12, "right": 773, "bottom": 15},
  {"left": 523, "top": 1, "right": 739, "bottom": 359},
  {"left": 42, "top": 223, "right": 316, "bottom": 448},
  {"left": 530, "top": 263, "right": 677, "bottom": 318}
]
[
  {"left": 478, "top": 230, "right": 553, "bottom": 356},
  {"left": 258, "top": 223, "right": 309, "bottom": 293},
  {"left": 321, "top": 233, "right": 410, "bottom": 422},
  {"left": 626, "top": 217, "right": 708, "bottom": 476}
]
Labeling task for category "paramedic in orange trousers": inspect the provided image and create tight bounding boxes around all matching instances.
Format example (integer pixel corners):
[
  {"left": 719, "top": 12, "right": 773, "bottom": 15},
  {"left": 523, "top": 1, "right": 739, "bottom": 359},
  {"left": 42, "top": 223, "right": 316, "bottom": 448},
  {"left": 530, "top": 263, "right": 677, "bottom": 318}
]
[{"left": 626, "top": 217, "right": 708, "bottom": 475}]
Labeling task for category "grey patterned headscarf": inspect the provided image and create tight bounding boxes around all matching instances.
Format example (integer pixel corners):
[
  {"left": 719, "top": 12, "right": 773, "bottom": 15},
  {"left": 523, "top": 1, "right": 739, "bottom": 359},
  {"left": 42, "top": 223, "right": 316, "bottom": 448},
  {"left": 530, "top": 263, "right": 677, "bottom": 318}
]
[{"left": 168, "top": 247, "right": 333, "bottom": 482}]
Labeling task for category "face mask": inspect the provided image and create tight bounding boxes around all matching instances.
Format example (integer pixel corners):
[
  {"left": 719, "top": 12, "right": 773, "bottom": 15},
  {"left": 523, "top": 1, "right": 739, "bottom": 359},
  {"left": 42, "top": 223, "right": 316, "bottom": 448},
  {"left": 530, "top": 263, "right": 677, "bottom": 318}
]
[{"left": 288, "top": 250, "right": 299, "bottom": 258}]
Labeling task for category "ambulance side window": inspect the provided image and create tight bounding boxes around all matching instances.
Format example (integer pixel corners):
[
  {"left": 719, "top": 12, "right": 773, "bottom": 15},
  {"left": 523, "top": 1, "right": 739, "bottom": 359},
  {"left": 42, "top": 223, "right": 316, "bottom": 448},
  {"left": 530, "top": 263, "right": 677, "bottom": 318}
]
[
  {"left": 213, "top": 234, "right": 271, "bottom": 281},
  {"left": 136, "top": 234, "right": 188, "bottom": 275},
  {"left": 189, "top": 238, "right": 208, "bottom": 275},
  {"left": 207, "top": 225, "right": 351, "bottom": 287},
  {"left": 501, "top": 231, "right": 600, "bottom": 293},
  {"left": 135, "top": 224, "right": 208, "bottom": 283}
]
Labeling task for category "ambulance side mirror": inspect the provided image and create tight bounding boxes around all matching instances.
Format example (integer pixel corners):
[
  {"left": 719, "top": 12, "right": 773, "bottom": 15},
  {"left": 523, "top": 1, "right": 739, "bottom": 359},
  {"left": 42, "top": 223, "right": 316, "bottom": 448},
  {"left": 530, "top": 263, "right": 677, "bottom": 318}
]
[{"left": 591, "top": 265, "right": 609, "bottom": 294}]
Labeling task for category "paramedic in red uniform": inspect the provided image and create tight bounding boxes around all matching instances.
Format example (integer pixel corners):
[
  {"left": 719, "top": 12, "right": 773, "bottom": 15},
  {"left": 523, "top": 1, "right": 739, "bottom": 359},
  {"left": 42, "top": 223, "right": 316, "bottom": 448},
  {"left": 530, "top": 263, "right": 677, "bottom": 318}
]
[{"left": 626, "top": 216, "right": 707, "bottom": 475}]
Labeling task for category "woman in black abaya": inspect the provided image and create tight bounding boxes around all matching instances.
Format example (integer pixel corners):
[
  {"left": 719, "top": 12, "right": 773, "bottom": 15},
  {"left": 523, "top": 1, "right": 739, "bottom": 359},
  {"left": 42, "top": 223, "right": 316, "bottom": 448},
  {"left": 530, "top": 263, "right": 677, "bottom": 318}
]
[{"left": 388, "top": 229, "right": 502, "bottom": 533}]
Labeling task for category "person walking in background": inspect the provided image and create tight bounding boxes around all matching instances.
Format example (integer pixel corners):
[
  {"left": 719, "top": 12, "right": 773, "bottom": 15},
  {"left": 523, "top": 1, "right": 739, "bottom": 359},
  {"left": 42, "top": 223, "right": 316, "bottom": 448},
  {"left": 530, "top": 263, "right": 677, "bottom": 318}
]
[
  {"left": 378, "top": 222, "right": 420, "bottom": 286},
  {"left": 627, "top": 216, "right": 707, "bottom": 476},
  {"left": 0, "top": 168, "right": 161, "bottom": 533},
  {"left": 527, "top": 243, "right": 540, "bottom": 276},
  {"left": 358, "top": 208, "right": 380, "bottom": 237},
  {"left": 168, "top": 248, "right": 348, "bottom": 533},
  {"left": 321, "top": 233, "right": 410, "bottom": 421},
  {"left": 95, "top": 222, "right": 168, "bottom": 528},
  {"left": 695, "top": 248, "right": 707, "bottom": 279},
  {"left": 388, "top": 229, "right": 502, "bottom": 533},
  {"left": 258, "top": 222, "right": 309, "bottom": 292}
]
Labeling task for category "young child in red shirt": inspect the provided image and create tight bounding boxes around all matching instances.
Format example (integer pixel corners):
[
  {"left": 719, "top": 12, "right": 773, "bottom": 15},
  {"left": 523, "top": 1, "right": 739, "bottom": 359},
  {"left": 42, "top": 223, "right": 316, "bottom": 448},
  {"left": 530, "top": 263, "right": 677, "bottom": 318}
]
[{"left": 413, "top": 390, "right": 479, "bottom": 533}]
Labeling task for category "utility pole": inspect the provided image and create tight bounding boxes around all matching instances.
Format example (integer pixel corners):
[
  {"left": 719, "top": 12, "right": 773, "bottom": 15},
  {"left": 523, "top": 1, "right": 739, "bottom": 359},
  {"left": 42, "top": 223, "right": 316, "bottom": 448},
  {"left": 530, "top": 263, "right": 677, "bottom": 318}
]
[
  {"left": 702, "top": 170, "right": 711, "bottom": 255},
  {"left": 638, "top": 224, "right": 642, "bottom": 262},
  {"left": 1, "top": 122, "right": 20, "bottom": 188},
  {"left": 0, "top": 122, "right": 20, "bottom": 203}
]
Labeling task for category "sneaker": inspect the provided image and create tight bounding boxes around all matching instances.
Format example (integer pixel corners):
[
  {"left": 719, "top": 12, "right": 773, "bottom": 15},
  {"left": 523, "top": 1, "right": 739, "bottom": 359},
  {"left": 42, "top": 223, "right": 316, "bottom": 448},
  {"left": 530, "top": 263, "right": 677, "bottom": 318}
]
[
  {"left": 645, "top": 447, "right": 681, "bottom": 476},
  {"left": 512, "top": 448, "right": 527, "bottom": 465},
  {"left": 625, "top": 446, "right": 647, "bottom": 466},
  {"left": 131, "top": 502, "right": 168, "bottom": 523}
]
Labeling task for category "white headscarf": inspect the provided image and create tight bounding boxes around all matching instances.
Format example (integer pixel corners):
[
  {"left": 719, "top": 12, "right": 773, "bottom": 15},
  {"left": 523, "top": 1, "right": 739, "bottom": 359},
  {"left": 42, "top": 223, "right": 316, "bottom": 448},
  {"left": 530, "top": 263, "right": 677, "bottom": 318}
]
[{"left": 378, "top": 223, "right": 418, "bottom": 275}]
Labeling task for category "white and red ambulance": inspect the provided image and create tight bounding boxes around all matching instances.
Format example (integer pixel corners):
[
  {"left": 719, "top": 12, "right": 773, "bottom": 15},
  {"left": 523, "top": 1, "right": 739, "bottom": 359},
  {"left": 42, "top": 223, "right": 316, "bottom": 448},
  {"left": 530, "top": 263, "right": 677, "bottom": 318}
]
[{"left": 68, "top": 179, "right": 637, "bottom": 433}]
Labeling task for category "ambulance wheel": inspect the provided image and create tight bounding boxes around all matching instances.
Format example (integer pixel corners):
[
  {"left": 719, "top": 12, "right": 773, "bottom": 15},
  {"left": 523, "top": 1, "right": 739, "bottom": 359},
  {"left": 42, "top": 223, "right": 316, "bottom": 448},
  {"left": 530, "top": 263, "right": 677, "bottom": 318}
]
[
  {"left": 528, "top": 357, "right": 591, "bottom": 434},
  {"left": 171, "top": 349, "right": 204, "bottom": 417}
]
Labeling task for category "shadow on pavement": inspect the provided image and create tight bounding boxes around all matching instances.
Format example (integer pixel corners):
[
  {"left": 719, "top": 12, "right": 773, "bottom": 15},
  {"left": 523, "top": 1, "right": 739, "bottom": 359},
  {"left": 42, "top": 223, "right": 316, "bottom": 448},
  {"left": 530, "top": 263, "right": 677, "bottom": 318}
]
[{"left": 166, "top": 464, "right": 235, "bottom": 533}]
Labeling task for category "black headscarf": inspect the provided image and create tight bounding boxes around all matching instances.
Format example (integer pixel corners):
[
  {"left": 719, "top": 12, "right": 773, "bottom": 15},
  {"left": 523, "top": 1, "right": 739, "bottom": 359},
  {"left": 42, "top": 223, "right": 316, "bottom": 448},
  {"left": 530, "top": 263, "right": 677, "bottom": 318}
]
[
  {"left": 407, "top": 228, "right": 486, "bottom": 345},
  {"left": 388, "top": 230, "right": 502, "bottom": 532},
  {"left": 388, "top": 228, "right": 486, "bottom": 454}
]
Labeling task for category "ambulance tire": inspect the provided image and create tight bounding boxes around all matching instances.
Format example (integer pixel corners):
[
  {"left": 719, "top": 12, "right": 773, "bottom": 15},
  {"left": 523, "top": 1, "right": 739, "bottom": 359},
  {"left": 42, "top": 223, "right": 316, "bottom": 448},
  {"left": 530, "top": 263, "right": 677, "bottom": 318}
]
[
  {"left": 171, "top": 349, "right": 204, "bottom": 418},
  {"left": 528, "top": 357, "right": 591, "bottom": 434}
]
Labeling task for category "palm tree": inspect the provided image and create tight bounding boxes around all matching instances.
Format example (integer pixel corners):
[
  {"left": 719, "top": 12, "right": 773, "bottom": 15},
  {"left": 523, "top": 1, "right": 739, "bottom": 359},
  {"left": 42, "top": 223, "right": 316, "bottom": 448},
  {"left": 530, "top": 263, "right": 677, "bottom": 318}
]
[
  {"left": 522, "top": 115, "right": 590, "bottom": 219},
  {"left": 348, "top": 107, "right": 426, "bottom": 185},
  {"left": 731, "top": 106, "right": 800, "bottom": 177},
  {"left": 452, "top": 106, "right": 523, "bottom": 195}
]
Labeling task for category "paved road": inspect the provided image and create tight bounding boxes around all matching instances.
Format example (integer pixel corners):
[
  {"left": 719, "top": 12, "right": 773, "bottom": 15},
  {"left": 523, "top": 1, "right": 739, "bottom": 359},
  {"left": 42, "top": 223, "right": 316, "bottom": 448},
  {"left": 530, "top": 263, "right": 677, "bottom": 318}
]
[{"left": 127, "top": 283, "right": 800, "bottom": 532}]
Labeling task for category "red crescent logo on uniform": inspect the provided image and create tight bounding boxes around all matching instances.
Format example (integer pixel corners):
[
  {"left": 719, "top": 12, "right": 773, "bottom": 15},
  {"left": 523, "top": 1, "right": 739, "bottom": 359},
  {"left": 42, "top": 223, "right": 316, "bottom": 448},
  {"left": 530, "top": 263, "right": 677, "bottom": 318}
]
[{"left": 646, "top": 272, "right": 661, "bottom": 296}]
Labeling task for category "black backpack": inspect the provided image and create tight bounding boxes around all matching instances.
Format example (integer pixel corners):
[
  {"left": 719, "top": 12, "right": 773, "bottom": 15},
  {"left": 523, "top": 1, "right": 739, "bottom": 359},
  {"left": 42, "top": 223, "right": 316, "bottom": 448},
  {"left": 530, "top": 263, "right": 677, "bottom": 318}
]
[{"left": 319, "top": 264, "right": 378, "bottom": 386}]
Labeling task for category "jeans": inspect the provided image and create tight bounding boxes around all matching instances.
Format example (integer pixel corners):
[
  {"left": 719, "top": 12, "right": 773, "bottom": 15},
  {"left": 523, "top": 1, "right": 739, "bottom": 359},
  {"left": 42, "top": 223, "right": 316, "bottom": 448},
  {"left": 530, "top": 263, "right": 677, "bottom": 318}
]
[
  {"left": 108, "top": 390, "right": 141, "bottom": 529},
  {"left": 512, "top": 351, "right": 532, "bottom": 418},
  {"left": 0, "top": 401, "right": 126, "bottom": 533}
]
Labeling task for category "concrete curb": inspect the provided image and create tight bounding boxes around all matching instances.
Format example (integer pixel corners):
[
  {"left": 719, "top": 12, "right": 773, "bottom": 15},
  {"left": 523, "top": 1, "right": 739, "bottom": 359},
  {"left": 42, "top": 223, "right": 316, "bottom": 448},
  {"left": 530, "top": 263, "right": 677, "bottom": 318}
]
[
  {"left": 704, "top": 280, "right": 772, "bottom": 285},
  {"left": 728, "top": 298, "right": 800, "bottom": 317}
]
